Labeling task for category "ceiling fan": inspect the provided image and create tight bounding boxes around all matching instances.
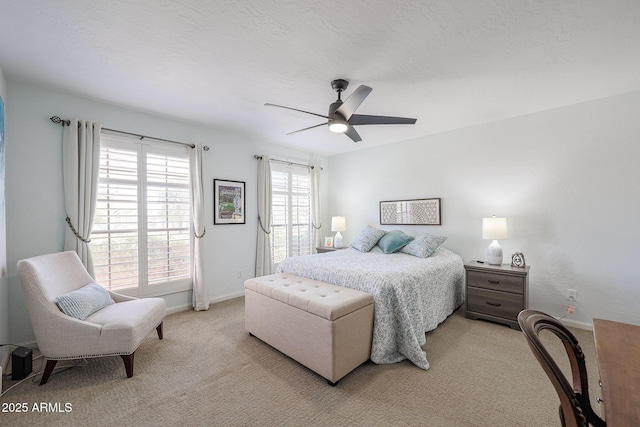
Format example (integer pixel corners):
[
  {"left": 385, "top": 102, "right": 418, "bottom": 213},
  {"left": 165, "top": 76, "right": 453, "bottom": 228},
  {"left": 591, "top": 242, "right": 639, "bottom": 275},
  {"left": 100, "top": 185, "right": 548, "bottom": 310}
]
[{"left": 265, "top": 79, "right": 417, "bottom": 143}]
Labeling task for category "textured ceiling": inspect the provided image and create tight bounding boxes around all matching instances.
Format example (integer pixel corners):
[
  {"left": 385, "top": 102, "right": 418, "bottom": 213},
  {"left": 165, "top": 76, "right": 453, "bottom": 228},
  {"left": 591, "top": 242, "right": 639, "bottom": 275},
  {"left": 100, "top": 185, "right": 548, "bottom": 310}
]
[{"left": 1, "top": 0, "right": 639, "bottom": 155}]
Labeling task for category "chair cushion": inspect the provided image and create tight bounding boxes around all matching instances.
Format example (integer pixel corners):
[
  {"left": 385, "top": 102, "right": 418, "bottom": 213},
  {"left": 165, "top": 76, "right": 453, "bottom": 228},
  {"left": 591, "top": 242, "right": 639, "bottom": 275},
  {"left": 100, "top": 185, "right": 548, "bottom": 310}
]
[
  {"left": 84, "top": 297, "right": 167, "bottom": 354},
  {"left": 56, "top": 283, "right": 115, "bottom": 320}
]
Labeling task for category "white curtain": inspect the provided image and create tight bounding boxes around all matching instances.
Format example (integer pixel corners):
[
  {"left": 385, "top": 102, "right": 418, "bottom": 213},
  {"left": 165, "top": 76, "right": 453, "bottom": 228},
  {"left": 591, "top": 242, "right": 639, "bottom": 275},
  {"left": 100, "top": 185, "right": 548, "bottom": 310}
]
[
  {"left": 255, "top": 155, "right": 272, "bottom": 276},
  {"left": 63, "top": 119, "right": 101, "bottom": 277},
  {"left": 310, "top": 165, "right": 322, "bottom": 253},
  {"left": 189, "top": 144, "right": 208, "bottom": 311}
]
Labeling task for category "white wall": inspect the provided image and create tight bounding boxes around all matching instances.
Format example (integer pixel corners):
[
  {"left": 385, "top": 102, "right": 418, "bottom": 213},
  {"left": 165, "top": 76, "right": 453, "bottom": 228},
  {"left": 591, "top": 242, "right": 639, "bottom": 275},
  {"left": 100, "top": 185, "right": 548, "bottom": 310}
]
[
  {"left": 328, "top": 91, "right": 640, "bottom": 326},
  {"left": 5, "top": 80, "right": 328, "bottom": 344},
  {"left": 0, "top": 66, "right": 8, "bottom": 346}
]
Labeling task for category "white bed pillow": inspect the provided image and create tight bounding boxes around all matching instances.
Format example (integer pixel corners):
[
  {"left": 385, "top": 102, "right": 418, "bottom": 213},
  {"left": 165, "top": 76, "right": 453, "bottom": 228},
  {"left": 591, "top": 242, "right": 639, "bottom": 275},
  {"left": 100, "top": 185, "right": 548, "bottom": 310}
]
[
  {"left": 350, "top": 226, "right": 386, "bottom": 252},
  {"left": 400, "top": 234, "right": 447, "bottom": 258}
]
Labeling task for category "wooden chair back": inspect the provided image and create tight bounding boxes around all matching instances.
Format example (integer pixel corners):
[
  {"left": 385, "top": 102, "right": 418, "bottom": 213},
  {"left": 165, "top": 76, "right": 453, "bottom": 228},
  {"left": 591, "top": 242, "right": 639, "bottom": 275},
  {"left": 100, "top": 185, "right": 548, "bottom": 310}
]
[{"left": 518, "top": 310, "right": 605, "bottom": 427}]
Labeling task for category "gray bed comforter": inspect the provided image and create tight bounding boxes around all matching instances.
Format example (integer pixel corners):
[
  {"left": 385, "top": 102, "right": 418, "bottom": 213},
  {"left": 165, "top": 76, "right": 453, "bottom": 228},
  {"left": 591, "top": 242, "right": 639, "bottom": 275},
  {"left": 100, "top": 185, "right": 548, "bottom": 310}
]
[{"left": 276, "top": 245, "right": 464, "bottom": 369}]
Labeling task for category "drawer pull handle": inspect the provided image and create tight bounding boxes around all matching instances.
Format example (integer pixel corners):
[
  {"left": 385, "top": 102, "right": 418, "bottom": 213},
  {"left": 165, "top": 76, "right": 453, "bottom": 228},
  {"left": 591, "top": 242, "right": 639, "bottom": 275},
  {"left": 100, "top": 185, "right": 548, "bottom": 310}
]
[
  {"left": 488, "top": 280, "right": 500, "bottom": 284},
  {"left": 486, "top": 301, "right": 502, "bottom": 307},
  {"left": 596, "top": 397, "right": 603, "bottom": 404}
]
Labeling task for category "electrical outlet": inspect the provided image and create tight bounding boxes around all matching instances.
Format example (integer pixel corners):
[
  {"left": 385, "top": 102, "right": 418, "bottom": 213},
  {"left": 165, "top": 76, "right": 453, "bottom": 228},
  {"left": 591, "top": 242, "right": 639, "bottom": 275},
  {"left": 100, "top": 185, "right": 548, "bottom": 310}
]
[
  {"left": 567, "top": 289, "right": 577, "bottom": 302},
  {"left": 237, "top": 270, "right": 242, "bottom": 279}
]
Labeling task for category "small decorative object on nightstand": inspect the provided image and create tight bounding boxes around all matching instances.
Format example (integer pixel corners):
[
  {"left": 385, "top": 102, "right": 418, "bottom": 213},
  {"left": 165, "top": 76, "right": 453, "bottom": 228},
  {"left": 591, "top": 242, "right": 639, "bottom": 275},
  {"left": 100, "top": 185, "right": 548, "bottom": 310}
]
[
  {"left": 511, "top": 252, "right": 526, "bottom": 268},
  {"left": 464, "top": 260, "right": 529, "bottom": 330},
  {"left": 324, "top": 236, "right": 333, "bottom": 248}
]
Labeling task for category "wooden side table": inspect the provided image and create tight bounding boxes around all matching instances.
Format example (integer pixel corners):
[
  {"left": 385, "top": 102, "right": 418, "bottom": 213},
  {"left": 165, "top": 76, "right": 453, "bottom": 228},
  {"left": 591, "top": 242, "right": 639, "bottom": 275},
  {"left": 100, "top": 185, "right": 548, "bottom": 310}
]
[
  {"left": 464, "top": 261, "right": 530, "bottom": 330},
  {"left": 316, "top": 247, "right": 344, "bottom": 254}
]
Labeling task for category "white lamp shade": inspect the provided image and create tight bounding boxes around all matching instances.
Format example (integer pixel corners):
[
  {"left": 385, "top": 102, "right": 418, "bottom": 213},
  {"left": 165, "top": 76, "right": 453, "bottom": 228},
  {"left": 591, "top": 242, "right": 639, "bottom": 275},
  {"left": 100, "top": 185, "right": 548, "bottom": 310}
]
[
  {"left": 482, "top": 217, "right": 508, "bottom": 240},
  {"left": 331, "top": 216, "right": 346, "bottom": 232}
]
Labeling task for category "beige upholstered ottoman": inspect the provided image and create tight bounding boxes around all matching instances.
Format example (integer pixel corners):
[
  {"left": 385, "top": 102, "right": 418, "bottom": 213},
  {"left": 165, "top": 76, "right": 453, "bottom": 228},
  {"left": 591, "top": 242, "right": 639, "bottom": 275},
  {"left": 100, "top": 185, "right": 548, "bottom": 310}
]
[{"left": 244, "top": 273, "right": 374, "bottom": 385}]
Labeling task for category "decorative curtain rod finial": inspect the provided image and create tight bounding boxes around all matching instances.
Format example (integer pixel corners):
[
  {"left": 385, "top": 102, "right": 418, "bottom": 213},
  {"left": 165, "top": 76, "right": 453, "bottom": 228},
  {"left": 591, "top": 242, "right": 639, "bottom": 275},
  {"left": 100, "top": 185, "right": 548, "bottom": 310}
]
[{"left": 50, "top": 116, "right": 70, "bottom": 126}]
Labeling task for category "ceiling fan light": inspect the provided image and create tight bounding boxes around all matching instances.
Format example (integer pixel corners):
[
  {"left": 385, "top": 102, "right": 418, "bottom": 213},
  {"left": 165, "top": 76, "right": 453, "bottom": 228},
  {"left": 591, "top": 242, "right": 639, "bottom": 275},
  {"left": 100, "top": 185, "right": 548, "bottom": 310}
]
[{"left": 329, "top": 120, "right": 348, "bottom": 133}]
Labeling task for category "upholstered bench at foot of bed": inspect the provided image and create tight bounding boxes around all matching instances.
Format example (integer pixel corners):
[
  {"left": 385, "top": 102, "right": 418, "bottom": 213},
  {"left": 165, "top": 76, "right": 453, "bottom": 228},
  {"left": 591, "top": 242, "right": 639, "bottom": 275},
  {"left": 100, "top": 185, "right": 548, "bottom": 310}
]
[{"left": 244, "top": 273, "right": 374, "bottom": 385}]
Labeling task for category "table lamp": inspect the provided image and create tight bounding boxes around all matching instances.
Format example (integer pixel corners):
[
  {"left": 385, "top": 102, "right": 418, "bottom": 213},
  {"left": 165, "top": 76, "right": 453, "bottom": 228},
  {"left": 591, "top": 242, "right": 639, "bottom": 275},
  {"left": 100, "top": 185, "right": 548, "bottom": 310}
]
[
  {"left": 483, "top": 216, "right": 507, "bottom": 265},
  {"left": 331, "top": 216, "right": 346, "bottom": 248}
]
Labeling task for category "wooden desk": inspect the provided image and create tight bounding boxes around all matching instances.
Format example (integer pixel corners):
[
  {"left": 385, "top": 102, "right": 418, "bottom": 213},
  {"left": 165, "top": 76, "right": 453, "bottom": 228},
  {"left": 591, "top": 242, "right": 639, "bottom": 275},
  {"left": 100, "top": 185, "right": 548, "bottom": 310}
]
[{"left": 593, "top": 319, "right": 640, "bottom": 426}]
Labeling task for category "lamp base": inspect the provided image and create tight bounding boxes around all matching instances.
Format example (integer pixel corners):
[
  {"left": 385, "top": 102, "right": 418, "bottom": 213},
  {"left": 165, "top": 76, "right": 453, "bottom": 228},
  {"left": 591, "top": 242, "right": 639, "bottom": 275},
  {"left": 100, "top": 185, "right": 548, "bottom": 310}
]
[
  {"left": 486, "top": 240, "right": 503, "bottom": 265},
  {"left": 333, "top": 232, "right": 343, "bottom": 249}
]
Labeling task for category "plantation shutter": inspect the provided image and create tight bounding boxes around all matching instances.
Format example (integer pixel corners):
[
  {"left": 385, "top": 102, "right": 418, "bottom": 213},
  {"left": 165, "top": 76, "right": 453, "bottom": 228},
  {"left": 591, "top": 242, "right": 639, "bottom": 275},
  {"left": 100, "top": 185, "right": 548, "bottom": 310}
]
[
  {"left": 92, "top": 145, "right": 139, "bottom": 291},
  {"left": 270, "top": 163, "right": 312, "bottom": 265},
  {"left": 92, "top": 135, "right": 191, "bottom": 295}
]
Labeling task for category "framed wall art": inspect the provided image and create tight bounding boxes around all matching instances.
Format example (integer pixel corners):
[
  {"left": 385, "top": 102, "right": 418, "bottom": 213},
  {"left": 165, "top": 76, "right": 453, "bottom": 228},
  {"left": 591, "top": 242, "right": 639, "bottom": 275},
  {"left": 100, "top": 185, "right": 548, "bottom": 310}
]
[
  {"left": 214, "top": 179, "right": 245, "bottom": 224},
  {"left": 380, "top": 198, "right": 441, "bottom": 225}
]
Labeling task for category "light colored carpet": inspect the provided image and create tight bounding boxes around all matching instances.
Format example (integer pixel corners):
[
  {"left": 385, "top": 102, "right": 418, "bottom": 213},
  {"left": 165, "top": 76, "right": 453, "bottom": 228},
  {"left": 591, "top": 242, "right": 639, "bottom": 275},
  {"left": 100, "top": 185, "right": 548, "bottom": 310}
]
[{"left": 1, "top": 297, "right": 601, "bottom": 427}]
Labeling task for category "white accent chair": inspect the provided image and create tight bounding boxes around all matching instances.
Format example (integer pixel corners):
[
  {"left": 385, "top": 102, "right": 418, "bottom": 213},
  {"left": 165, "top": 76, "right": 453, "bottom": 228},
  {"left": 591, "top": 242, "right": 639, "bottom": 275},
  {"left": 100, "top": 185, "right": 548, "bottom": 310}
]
[{"left": 17, "top": 251, "right": 166, "bottom": 385}]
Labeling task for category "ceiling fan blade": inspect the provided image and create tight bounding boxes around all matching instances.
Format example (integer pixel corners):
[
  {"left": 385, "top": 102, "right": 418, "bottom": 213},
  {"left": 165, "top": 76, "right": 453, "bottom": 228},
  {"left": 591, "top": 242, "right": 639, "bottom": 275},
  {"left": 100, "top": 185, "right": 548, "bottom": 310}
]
[
  {"left": 335, "top": 85, "right": 372, "bottom": 120},
  {"left": 265, "top": 103, "right": 329, "bottom": 119},
  {"left": 286, "top": 122, "right": 327, "bottom": 136},
  {"left": 348, "top": 114, "right": 417, "bottom": 126},
  {"left": 344, "top": 125, "right": 362, "bottom": 143}
]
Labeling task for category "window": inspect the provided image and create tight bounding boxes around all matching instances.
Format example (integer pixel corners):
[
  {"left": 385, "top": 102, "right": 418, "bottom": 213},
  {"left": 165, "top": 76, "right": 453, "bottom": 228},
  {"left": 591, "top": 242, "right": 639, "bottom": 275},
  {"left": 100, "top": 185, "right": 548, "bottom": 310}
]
[
  {"left": 270, "top": 163, "right": 312, "bottom": 265},
  {"left": 91, "top": 134, "right": 191, "bottom": 296}
]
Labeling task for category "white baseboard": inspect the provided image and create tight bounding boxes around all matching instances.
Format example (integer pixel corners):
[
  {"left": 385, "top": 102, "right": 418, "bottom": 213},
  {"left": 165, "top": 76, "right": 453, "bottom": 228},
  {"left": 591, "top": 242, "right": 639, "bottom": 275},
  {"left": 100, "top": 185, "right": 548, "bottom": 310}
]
[
  {"left": 210, "top": 291, "right": 244, "bottom": 305},
  {"left": 166, "top": 291, "right": 245, "bottom": 315},
  {"left": 561, "top": 318, "right": 593, "bottom": 331},
  {"left": 166, "top": 304, "right": 191, "bottom": 315}
]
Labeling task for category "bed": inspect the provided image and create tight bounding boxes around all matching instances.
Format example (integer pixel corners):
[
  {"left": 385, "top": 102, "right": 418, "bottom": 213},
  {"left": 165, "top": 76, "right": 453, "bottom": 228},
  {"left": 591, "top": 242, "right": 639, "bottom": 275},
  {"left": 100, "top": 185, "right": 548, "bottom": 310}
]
[{"left": 276, "top": 244, "right": 464, "bottom": 370}]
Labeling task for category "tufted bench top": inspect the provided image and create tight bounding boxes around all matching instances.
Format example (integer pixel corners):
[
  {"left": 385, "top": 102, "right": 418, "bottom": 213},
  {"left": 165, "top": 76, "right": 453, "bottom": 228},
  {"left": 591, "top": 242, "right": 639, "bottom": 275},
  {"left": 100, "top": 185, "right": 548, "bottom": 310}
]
[{"left": 244, "top": 273, "right": 373, "bottom": 321}]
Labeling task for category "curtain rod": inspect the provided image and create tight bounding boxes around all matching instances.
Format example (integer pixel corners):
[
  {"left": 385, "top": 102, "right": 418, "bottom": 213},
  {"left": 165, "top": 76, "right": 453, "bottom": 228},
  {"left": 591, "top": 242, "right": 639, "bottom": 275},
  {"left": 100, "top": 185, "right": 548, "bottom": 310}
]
[
  {"left": 50, "top": 116, "right": 210, "bottom": 151},
  {"left": 253, "top": 155, "right": 322, "bottom": 170}
]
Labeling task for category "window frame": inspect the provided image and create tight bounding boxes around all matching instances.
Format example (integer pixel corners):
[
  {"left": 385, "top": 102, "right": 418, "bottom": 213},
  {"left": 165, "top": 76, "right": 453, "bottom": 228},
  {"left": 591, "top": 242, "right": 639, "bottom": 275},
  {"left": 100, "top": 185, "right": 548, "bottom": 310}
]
[{"left": 92, "top": 134, "right": 193, "bottom": 297}]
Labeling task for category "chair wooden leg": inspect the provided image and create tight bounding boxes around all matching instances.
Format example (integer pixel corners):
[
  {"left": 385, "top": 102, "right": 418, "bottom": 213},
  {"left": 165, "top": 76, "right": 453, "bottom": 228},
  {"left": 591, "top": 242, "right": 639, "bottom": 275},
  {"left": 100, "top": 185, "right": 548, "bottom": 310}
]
[
  {"left": 40, "top": 359, "right": 58, "bottom": 385},
  {"left": 156, "top": 322, "right": 163, "bottom": 340},
  {"left": 121, "top": 353, "right": 135, "bottom": 378}
]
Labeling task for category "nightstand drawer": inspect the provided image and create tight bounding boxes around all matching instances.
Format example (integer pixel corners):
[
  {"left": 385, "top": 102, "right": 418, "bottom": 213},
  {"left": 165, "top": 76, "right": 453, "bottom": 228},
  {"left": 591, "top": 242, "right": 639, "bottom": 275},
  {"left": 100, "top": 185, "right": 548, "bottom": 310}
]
[
  {"left": 467, "top": 287, "right": 524, "bottom": 320},
  {"left": 467, "top": 271, "right": 524, "bottom": 294}
]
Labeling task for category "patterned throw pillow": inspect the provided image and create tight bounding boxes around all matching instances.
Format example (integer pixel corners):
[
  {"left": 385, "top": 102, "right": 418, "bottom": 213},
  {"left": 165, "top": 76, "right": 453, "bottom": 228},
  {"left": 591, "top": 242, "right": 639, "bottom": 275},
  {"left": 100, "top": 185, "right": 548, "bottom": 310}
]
[
  {"left": 350, "top": 226, "right": 387, "bottom": 252},
  {"left": 377, "top": 230, "right": 415, "bottom": 254},
  {"left": 400, "top": 234, "right": 447, "bottom": 258},
  {"left": 56, "top": 283, "right": 115, "bottom": 320}
]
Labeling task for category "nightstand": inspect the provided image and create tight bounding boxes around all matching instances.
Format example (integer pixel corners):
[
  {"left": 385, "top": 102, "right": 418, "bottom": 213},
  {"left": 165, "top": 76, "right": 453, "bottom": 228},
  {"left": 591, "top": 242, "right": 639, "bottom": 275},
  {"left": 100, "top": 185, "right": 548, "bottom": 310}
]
[
  {"left": 316, "top": 247, "right": 344, "bottom": 254},
  {"left": 464, "top": 261, "right": 530, "bottom": 330}
]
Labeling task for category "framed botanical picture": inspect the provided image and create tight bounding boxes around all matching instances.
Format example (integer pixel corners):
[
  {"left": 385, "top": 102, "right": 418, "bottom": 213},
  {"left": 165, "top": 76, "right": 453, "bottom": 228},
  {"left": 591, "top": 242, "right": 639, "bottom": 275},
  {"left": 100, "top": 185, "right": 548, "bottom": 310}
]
[
  {"left": 325, "top": 237, "right": 333, "bottom": 248},
  {"left": 214, "top": 179, "right": 245, "bottom": 224},
  {"left": 380, "top": 198, "right": 441, "bottom": 225}
]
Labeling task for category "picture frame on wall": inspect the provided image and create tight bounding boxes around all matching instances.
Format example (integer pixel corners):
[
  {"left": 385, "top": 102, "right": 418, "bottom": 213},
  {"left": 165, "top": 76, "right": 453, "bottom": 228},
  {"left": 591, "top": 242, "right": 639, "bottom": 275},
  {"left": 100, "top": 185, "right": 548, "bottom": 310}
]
[
  {"left": 214, "top": 179, "right": 245, "bottom": 224},
  {"left": 379, "top": 197, "right": 441, "bottom": 225}
]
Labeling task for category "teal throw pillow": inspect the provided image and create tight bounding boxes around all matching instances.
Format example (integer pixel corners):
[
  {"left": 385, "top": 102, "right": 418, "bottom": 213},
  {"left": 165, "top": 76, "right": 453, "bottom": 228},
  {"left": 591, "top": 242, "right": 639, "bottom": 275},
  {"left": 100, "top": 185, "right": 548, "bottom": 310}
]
[{"left": 377, "top": 230, "right": 415, "bottom": 254}]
